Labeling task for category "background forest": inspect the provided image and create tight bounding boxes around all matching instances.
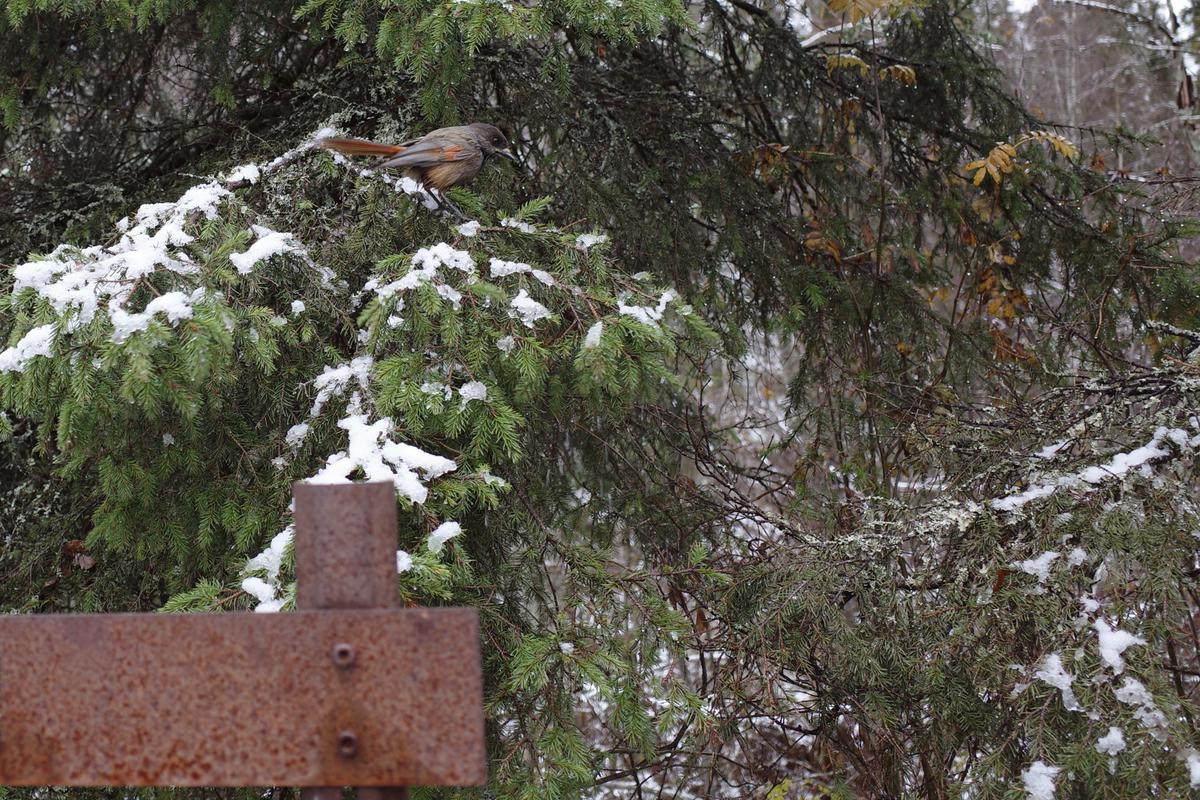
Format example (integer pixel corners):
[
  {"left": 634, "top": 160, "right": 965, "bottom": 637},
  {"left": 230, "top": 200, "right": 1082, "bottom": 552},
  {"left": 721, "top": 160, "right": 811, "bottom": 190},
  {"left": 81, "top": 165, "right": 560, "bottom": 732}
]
[{"left": 1, "top": 0, "right": 1199, "bottom": 798}]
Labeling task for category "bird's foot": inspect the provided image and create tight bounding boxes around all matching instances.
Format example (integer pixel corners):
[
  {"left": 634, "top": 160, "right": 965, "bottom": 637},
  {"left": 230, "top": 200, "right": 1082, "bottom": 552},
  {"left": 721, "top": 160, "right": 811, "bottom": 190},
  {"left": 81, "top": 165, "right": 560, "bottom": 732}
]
[{"left": 434, "top": 192, "right": 468, "bottom": 222}]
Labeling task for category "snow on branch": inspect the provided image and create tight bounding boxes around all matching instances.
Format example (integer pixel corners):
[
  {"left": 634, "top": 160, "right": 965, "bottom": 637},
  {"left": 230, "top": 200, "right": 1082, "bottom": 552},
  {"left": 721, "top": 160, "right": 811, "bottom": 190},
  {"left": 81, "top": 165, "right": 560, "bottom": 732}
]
[
  {"left": 990, "top": 423, "right": 1200, "bottom": 513},
  {"left": 6, "top": 125, "right": 663, "bottom": 623},
  {"left": 2, "top": 126, "right": 342, "bottom": 372}
]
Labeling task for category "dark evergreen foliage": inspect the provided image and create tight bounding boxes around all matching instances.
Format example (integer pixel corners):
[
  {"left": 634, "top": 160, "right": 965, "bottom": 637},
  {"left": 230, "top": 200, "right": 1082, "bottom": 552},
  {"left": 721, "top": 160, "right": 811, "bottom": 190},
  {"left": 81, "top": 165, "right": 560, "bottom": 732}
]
[{"left": 1, "top": 0, "right": 1197, "bottom": 797}]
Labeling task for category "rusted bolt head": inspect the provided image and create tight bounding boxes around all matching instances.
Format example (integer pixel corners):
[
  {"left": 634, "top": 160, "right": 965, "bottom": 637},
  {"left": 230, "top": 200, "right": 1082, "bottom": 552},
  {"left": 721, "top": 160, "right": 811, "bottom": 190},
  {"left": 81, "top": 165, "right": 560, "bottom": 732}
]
[
  {"left": 331, "top": 642, "right": 355, "bottom": 668},
  {"left": 337, "top": 730, "right": 358, "bottom": 758}
]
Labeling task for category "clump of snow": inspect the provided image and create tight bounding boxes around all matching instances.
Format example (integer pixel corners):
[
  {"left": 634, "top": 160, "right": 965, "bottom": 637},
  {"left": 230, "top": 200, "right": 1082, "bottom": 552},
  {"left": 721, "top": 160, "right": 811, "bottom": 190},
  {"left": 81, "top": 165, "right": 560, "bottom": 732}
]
[
  {"left": 291, "top": 300, "right": 306, "bottom": 315},
  {"left": 481, "top": 470, "right": 508, "bottom": 487},
  {"left": 1021, "top": 761, "right": 1060, "bottom": 800},
  {"left": 413, "top": 242, "right": 476, "bottom": 275},
  {"left": 396, "top": 550, "right": 413, "bottom": 573},
  {"left": 992, "top": 426, "right": 1200, "bottom": 512},
  {"left": 496, "top": 335, "right": 516, "bottom": 354},
  {"left": 109, "top": 288, "right": 207, "bottom": 343},
  {"left": 286, "top": 422, "right": 310, "bottom": 449},
  {"left": 500, "top": 217, "right": 535, "bottom": 234},
  {"left": 459, "top": 380, "right": 488, "bottom": 407},
  {"left": 229, "top": 225, "right": 300, "bottom": 275},
  {"left": 1013, "top": 551, "right": 1059, "bottom": 584},
  {"left": 241, "top": 576, "right": 283, "bottom": 613},
  {"left": 489, "top": 257, "right": 554, "bottom": 285},
  {"left": 436, "top": 284, "right": 463, "bottom": 309},
  {"left": 574, "top": 488, "right": 593, "bottom": 505},
  {"left": 162, "top": 433, "right": 175, "bottom": 446},
  {"left": 618, "top": 289, "right": 678, "bottom": 328},
  {"left": 309, "top": 356, "right": 374, "bottom": 418},
  {"left": 246, "top": 526, "right": 293, "bottom": 581},
  {"left": 1036, "top": 440, "right": 1068, "bottom": 459},
  {"left": 584, "top": 321, "right": 604, "bottom": 349},
  {"left": 1095, "top": 726, "right": 1125, "bottom": 756},
  {"left": 367, "top": 244, "right": 475, "bottom": 309},
  {"left": 308, "top": 414, "right": 456, "bottom": 504},
  {"left": 456, "top": 220, "right": 481, "bottom": 237},
  {"left": 1113, "top": 677, "right": 1168, "bottom": 737},
  {"left": 576, "top": 232, "right": 608, "bottom": 250},
  {"left": 1066, "top": 547, "right": 1087, "bottom": 566},
  {"left": 1093, "top": 619, "right": 1145, "bottom": 673},
  {"left": 510, "top": 289, "right": 551, "bottom": 327},
  {"left": 1033, "top": 653, "right": 1081, "bottom": 711},
  {"left": 1077, "top": 434, "right": 1172, "bottom": 483},
  {"left": 0, "top": 323, "right": 56, "bottom": 373},
  {"left": 1188, "top": 752, "right": 1200, "bottom": 788},
  {"left": 993, "top": 484, "right": 1056, "bottom": 511},
  {"left": 225, "top": 164, "right": 261, "bottom": 185},
  {"left": 489, "top": 258, "right": 531, "bottom": 278},
  {"left": 427, "top": 521, "right": 462, "bottom": 553}
]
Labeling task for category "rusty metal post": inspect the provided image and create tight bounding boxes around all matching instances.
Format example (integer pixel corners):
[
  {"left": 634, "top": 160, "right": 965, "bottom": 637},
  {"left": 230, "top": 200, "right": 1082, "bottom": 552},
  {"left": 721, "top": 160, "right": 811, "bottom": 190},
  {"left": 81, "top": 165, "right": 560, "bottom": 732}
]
[{"left": 295, "top": 481, "right": 410, "bottom": 800}]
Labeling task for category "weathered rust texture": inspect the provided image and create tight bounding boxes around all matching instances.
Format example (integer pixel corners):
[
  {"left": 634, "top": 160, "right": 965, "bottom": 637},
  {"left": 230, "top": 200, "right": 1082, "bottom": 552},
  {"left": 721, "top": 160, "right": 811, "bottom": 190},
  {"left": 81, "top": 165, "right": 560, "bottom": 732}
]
[
  {"left": 294, "top": 482, "right": 400, "bottom": 611},
  {"left": 0, "top": 608, "right": 486, "bottom": 786},
  {"left": 0, "top": 482, "right": 486, "bottom": 789},
  {"left": 294, "top": 481, "right": 423, "bottom": 800}
]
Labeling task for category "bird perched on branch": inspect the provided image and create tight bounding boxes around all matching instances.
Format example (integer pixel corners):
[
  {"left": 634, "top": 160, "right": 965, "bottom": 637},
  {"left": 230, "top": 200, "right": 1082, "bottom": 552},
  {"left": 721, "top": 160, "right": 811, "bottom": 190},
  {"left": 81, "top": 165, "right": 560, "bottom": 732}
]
[{"left": 319, "top": 123, "right": 516, "bottom": 220}]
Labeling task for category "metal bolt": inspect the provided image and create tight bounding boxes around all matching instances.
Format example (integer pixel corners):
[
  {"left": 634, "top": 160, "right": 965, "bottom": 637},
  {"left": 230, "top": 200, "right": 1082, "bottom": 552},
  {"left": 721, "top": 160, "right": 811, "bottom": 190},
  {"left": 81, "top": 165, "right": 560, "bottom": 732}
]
[
  {"left": 337, "top": 730, "right": 359, "bottom": 758},
  {"left": 331, "top": 642, "right": 356, "bottom": 668}
]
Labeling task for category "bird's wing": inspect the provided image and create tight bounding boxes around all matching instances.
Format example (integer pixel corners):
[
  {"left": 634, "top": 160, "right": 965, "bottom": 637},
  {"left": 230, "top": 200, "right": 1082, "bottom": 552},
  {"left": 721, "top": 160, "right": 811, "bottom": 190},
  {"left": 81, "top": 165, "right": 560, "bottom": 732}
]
[
  {"left": 377, "top": 136, "right": 478, "bottom": 169},
  {"left": 318, "top": 137, "right": 407, "bottom": 158}
]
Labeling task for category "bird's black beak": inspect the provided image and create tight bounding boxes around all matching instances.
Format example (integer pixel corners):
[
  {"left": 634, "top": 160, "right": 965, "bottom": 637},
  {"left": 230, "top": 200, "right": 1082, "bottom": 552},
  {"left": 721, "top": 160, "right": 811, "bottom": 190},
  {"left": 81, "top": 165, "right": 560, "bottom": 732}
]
[{"left": 496, "top": 148, "right": 517, "bottom": 162}]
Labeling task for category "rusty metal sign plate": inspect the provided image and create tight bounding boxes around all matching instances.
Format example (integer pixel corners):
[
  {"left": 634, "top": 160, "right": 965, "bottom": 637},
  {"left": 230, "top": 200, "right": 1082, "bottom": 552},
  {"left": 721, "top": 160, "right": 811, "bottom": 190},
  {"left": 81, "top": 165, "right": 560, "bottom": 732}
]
[{"left": 0, "top": 608, "right": 486, "bottom": 787}]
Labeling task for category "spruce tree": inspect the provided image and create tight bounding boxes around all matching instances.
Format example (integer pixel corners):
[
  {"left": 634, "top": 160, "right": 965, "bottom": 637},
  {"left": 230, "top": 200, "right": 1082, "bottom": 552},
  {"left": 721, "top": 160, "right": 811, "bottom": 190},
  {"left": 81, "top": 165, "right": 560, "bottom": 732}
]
[{"left": 2, "top": 0, "right": 1198, "bottom": 798}]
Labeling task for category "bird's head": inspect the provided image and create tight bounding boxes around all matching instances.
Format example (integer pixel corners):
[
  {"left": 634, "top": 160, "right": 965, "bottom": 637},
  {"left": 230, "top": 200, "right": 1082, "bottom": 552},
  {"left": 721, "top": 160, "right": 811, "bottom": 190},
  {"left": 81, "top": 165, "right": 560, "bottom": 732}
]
[{"left": 469, "top": 123, "right": 516, "bottom": 162}]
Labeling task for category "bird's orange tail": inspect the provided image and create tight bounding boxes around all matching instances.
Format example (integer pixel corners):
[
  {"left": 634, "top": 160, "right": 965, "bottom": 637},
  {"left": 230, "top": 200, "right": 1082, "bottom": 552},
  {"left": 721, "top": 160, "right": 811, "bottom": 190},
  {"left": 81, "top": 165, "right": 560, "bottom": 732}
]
[{"left": 318, "top": 137, "right": 407, "bottom": 158}]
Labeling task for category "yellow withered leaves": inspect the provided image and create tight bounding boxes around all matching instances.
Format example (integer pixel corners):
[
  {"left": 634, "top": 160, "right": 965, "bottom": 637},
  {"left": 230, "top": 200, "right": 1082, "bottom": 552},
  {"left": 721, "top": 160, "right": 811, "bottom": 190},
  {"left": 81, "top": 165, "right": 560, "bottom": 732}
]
[
  {"left": 804, "top": 230, "right": 843, "bottom": 263},
  {"left": 825, "top": 57, "right": 917, "bottom": 86},
  {"left": 828, "top": 0, "right": 895, "bottom": 22},
  {"left": 826, "top": 54, "right": 870, "bottom": 76},
  {"left": 964, "top": 130, "right": 1079, "bottom": 187},
  {"left": 1022, "top": 130, "right": 1079, "bottom": 159},
  {"left": 878, "top": 64, "right": 916, "bottom": 85},
  {"left": 965, "top": 143, "right": 1018, "bottom": 187}
]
